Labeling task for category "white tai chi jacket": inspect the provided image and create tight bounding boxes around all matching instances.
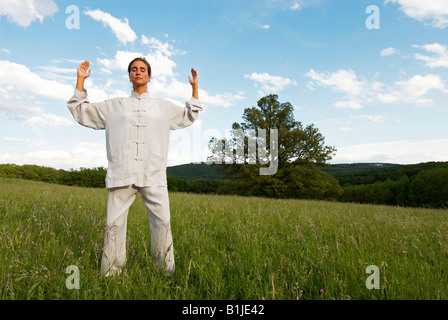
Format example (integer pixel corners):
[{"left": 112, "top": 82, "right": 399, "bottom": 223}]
[{"left": 67, "top": 89, "right": 202, "bottom": 189}]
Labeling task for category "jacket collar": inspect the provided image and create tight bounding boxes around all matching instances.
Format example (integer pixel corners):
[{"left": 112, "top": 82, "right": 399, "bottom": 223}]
[{"left": 131, "top": 91, "right": 150, "bottom": 99}]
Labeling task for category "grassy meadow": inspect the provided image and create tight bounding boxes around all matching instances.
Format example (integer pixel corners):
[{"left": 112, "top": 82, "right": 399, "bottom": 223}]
[{"left": 0, "top": 177, "right": 447, "bottom": 300}]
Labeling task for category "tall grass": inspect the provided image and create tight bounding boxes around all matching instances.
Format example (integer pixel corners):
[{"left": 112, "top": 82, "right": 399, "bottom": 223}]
[{"left": 1, "top": 178, "right": 447, "bottom": 300}]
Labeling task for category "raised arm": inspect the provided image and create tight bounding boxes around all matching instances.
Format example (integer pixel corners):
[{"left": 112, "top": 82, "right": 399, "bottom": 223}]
[
  {"left": 188, "top": 68, "right": 199, "bottom": 99},
  {"left": 68, "top": 60, "right": 107, "bottom": 130},
  {"left": 168, "top": 68, "right": 202, "bottom": 130},
  {"left": 76, "top": 60, "right": 92, "bottom": 92}
]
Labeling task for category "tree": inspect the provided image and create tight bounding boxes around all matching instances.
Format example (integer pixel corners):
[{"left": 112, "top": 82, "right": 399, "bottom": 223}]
[
  {"left": 409, "top": 168, "right": 448, "bottom": 208},
  {"left": 209, "top": 94, "right": 342, "bottom": 199}
]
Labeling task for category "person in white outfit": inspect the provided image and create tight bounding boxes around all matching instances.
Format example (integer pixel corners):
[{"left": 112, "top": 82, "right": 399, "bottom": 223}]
[{"left": 67, "top": 58, "right": 202, "bottom": 276}]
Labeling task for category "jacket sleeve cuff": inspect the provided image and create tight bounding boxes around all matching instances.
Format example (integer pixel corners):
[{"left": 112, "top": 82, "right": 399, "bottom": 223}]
[
  {"left": 74, "top": 88, "right": 88, "bottom": 98},
  {"left": 186, "top": 97, "right": 203, "bottom": 112}
]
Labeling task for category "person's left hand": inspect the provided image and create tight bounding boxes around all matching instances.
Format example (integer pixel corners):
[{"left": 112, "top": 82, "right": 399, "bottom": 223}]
[{"left": 188, "top": 68, "right": 198, "bottom": 86}]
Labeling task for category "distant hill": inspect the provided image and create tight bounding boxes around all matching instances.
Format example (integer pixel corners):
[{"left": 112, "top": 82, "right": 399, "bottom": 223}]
[
  {"left": 322, "top": 161, "right": 448, "bottom": 186},
  {"left": 165, "top": 162, "right": 401, "bottom": 182},
  {"left": 167, "top": 161, "right": 448, "bottom": 185},
  {"left": 167, "top": 162, "right": 225, "bottom": 182},
  {"left": 321, "top": 162, "right": 399, "bottom": 173}
]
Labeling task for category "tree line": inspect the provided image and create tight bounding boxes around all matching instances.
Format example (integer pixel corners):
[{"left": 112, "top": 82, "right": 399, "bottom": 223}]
[
  {"left": 324, "top": 161, "right": 448, "bottom": 187},
  {"left": 339, "top": 168, "right": 448, "bottom": 208},
  {"left": 0, "top": 164, "right": 106, "bottom": 188},
  {"left": 1, "top": 162, "right": 447, "bottom": 209}
]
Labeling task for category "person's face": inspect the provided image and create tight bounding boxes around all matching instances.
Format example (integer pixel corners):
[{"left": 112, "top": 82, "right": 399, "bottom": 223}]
[{"left": 129, "top": 60, "right": 150, "bottom": 87}]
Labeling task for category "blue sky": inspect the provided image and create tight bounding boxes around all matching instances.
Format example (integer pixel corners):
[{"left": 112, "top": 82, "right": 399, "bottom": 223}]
[{"left": 1, "top": 0, "right": 448, "bottom": 169}]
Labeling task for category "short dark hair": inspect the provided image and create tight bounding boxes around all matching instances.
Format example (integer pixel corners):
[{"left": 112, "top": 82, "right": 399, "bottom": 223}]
[{"left": 128, "top": 57, "right": 151, "bottom": 77}]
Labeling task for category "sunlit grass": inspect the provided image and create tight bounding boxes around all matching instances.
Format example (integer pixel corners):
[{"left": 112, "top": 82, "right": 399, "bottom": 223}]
[{"left": 1, "top": 178, "right": 447, "bottom": 300}]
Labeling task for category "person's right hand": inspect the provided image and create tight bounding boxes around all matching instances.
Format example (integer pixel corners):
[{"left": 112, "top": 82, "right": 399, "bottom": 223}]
[{"left": 77, "top": 60, "right": 92, "bottom": 79}]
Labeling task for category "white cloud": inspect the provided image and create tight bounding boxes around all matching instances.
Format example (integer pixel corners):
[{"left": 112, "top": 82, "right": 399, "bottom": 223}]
[
  {"left": 96, "top": 34, "right": 184, "bottom": 77},
  {"left": 330, "top": 114, "right": 386, "bottom": 132},
  {"left": 385, "top": 0, "right": 448, "bottom": 28},
  {"left": 38, "top": 65, "right": 75, "bottom": 75},
  {"left": 0, "top": 60, "right": 77, "bottom": 128},
  {"left": 352, "top": 115, "right": 386, "bottom": 123},
  {"left": 143, "top": 35, "right": 185, "bottom": 57},
  {"left": 378, "top": 74, "right": 447, "bottom": 106},
  {"left": 332, "top": 139, "right": 448, "bottom": 164},
  {"left": 0, "top": 0, "right": 58, "bottom": 28},
  {"left": 245, "top": 72, "right": 297, "bottom": 95},
  {"left": 415, "top": 43, "right": 447, "bottom": 55},
  {"left": 25, "top": 112, "right": 74, "bottom": 127},
  {"left": 97, "top": 48, "right": 177, "bottom": 79},
  {"left": 36, "top": 65, "right": 77, "bottom": 83},
  {"left": 84, "top": 9, "right": 137, "bottom": 45},
  {"left": 261, "top": 24, "right": 271, "bottom": 29},
  {"left": 151, "top": 75, "right": 244, "bottom": 108},
  {"left": 141, "top": 35, "right": 150, "bottom": 45},
  {"left": 305, "top": 68, "right": 381, "bottom": 109},
  {"left": 150, "top": 77, "right": 191, "bottom": 101},
  {"left": 97, "top": 48, "right": 180, "bottom": 98},
  {"left": 3, "top": 137, "right": 48, "bottom": 148},
  {"left": 376, "top": 93, "right": 399, "bottom": 104},
  {"left": 306, "top": 67, "right": 447, "bottom": 108},
  {"left": 396, "top": 74, "right": 445, "bottom": 97},
  {"left": 0, "top": 142, "right": 107, "bottom": 170},
  {"left": 0, "top": 60, "right": 73, "bottom": 101},
  {"left": 0, "top": 96, "right": 39, "bottom": 121},
  {"left": 381, "top": 47, "right": 398, "bottom": 56},
  {"left": 267, "top": 0, "right": 304, "bottom": 11},
  {"left": 291, "top": 2, "right": 302, "bottom": 10},
  {"left": 98, "top": 50, "right": 143, "bottom": 72},
  {"left": 305, "top": 68, "right": 365, "bottom": 96},
  {"left": 198, "top": 90, "right": 245, "bottom": 109},
  {"left": 413, "top": 43, "right": 448, "bottom": 68},
  {"left": 0, "top": 96, "right": 73, "bottom": 128},
  {"left": 334, "top": 100, "right": 364, "bottom": 110}
]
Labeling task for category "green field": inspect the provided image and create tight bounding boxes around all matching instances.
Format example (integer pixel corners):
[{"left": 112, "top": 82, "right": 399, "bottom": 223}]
[{"left": 1, "top": 178, "right": 447, "bottom": 300}]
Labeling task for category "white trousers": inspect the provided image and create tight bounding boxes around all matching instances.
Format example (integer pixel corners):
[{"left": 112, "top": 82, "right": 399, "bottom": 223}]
[{"left": 100, "top": 185, "right": 175, "bottom": 276}]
